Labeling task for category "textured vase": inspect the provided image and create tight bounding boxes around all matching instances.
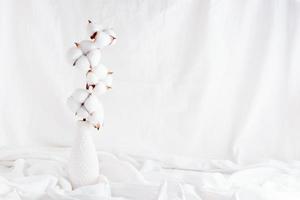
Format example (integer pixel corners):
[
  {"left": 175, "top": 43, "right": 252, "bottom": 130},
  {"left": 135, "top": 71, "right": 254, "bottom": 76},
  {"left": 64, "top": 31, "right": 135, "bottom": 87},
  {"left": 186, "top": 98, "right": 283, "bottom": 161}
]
[{"left": 68, "top": 121, "right": 99, "bottom": 189}]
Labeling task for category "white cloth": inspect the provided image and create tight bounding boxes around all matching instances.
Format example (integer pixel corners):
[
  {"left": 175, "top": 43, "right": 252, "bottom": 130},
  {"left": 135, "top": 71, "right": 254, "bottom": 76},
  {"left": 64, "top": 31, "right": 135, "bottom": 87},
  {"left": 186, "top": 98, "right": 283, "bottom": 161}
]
[
  {"left": 0, "top": 0, "right": 299, "bottom": 165},
  {"left": 1, "top": 148, "right": 300, "bottom": 200}
]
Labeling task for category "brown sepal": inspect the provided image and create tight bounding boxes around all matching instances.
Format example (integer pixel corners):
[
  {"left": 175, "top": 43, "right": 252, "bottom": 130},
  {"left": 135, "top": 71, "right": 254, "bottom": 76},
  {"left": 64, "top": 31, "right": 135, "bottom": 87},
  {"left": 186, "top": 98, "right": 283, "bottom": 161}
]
[
  {"left": 90, "top": 32, "right": 98, "bottom": 40},
  {"left": 109, "top": 36, "right": 116, "bottom": 45},
  {"left": 94, "top": 123, "right": 101, "bottom": 130}
]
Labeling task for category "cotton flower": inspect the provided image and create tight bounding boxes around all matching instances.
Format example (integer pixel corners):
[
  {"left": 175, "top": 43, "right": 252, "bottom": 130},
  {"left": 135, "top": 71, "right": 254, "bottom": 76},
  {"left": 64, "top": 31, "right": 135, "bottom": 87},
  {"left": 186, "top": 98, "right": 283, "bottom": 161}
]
[
  {"left": 87, "top": 111, "right": 104, "bottom": 129},
  {"left": 86, "top": 64, "right": 111, "bottom": 86},
  {"left": 78, "top": 40, "right": 96, "bottom": 54},
  {"left": 76, "top": 106, "right": 90, "bottom": 119},
  {"left": 67, "top": 47, "right": 83, "bottom": 65},
  {"left": 94, "top": 30, "right": 117, "bottom": 49},
  {"left": 103, "top": 29, "right": 117, "bottom": 45},
  {"left": 68, "top": 40, "right": 102, "bottom": 72},
  {"left": 93, "top": 64, "right": 109, "bottom": 80},
  {"left": 87, "top": 49, "right": 101, "bottom": 67},
  {"left": 87, "top": 20, "right": 102, "bottom": 37},
  {"left": 86, "top": 71, "right": 99, "bottom": 85},
  {"left": 87, "top": 79, "right": 112, "bottom": 98},
  {"left": 93, "top": 82, "right": 107, "bottom": 96},
  {"left": 104, "top": 74, "right": 113, "bottom": 88},
  {"left": 67, "top": 89, "right": 105, "bottom": 125},
  {"left": 74, "top": 56, "right": 91, "bottom": 72},
  {"left": 84, "top": 94, "right": 103, "bottom": 114},
  {"left": 87, "top": 21, "right": 117, "bottom": 49},
  {"left": 71, "top": 88, "right": 90, "bottom": 103},
  {"left": 67, "top": 96, "right": 81, "bottom": 113},
  {"left": 67, "top": 96, "right": 90, "bottom": 119},
  {"left": 88, "top": 75, "right": 113, "bottom": 97},
  {"left": 85, "top": 64, "right": 113, "bottom": 96},
  {"left": 67, "top": 89, "right": 90, "bottom": 118}
]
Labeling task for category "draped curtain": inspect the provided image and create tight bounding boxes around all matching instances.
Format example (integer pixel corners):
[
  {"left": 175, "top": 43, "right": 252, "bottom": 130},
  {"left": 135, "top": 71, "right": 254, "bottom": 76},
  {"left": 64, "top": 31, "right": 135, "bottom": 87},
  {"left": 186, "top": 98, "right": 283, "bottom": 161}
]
[{"left": 0, "top": 0, "right": 299, "bottom": 165}]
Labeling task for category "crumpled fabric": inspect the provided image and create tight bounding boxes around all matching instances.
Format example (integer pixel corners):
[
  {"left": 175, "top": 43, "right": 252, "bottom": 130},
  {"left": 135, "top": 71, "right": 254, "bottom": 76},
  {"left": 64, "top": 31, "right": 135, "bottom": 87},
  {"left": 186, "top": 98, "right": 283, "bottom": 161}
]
[{"left": 0, "top": 148, "right": 300, "bottom": 200}]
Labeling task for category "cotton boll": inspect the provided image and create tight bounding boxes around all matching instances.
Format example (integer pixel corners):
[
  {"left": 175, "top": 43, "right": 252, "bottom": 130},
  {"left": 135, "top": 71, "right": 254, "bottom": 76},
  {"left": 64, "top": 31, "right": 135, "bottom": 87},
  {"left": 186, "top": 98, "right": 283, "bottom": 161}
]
[
  {"left": 76, "top": 106, "right": 90, "bottom": 119},
  {"left": 93, "top": 64, "right": 108, "bottom": 80},
  {"left": 72, "top": 89, "right": 90, "bottom": 103},
  {"left": 67, "top": 96, "right": 81, "bottom": 113},
  {"left": 74, "top": 56, "right": 90, "bottom": 72},
  {"left": 87, "top": 21, "right": 102, "bottom": 37},
  {"left": 67, "top": 47, "right": 82, "bottom": 64},
  {"left": 104, "top": 75, "right": 113, "bottom": 87},
  {"left": 86, "top": 71, "right": 99, "bottom": 85},
  {"left": 87, "top": 111, "right": 104, "bottom": 126},
  {"left": 94, "top": 32, "right": 113, "bottom": 49},
  {"left": 103, "top": 29, "right": 116, "bottom": 38},
  {"left": 94, "top": 82, "right": 107, "bottom": 96},
  {"left": 87, "top": 49, "right": 101, "bottom": 67},
  {"left": 79, "top": 40, "right": 96, "bottom": 54},
  {"left": 84, "top": 94, "right": 103, "bottom": 114},
  {"left": 103, "top": 29, "right": 117, "bottom": 45}
]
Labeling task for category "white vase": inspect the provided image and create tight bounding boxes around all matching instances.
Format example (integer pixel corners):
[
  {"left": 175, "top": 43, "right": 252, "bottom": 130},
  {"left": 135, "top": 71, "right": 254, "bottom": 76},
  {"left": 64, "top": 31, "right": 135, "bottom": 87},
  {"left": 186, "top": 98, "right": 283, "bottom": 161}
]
[{"left": 68, "top": 120, "right": 99, "bottom": 189}]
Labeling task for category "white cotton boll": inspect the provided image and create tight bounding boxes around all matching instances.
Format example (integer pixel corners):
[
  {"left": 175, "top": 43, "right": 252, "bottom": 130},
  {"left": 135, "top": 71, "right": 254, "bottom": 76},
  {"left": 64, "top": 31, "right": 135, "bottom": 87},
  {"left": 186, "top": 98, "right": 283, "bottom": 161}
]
[
  {"left": 87, "top": 111, "right": 104, "bottom": 125},
  {"left": 87, "top": 22, "right": 102, "bottom": 36},
  {"left": 76, "top": 106, "right": 90, "bottom": 119},
  {"left": 94, "top": 32, "right": 113, "bottom": 49},
  {"left": 103, "top": 29, "right": 117, "bottom": 45},
  {"left": 94, "top": 82, "right": 107, "bottom": 96},
  {"left": 67, "top": 47, "right": 82, "bottom": 64},
  {"left": 72, "top": 89, "right": 90, "bottom": 103},
  {"left": 93, "top": 64, "right": 108, "bottom": 80},
  {"left": 79, "top": 40, "right": 96, "bottom": 54},
  {"left": 104, "top": 75, "right": 113, "bottom": 87},
  {"left": 103, "top": 29, "right": 116, "bottom": 38},
  {"left": 84, "top": 94, "right": 103, "bottom": 114},
  {"left": 87, "top": 49, "right": 101, "bottom": 67},
  {"left": 86, "top": 71, "right": 99, "bottom": 85},
  {"left": 67, "top": 96, "right": 81, "bottom": 113},
  {"left": 74, "top": 56, "right": 90, "bottom": 72}
]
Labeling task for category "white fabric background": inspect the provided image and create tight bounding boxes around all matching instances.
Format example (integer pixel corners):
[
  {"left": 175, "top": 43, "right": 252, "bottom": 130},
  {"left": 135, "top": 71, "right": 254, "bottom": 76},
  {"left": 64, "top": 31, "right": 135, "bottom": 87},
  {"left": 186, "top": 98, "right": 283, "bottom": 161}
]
[{"left": 0, "top": 0, "right": 299, "bottom": 165}]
